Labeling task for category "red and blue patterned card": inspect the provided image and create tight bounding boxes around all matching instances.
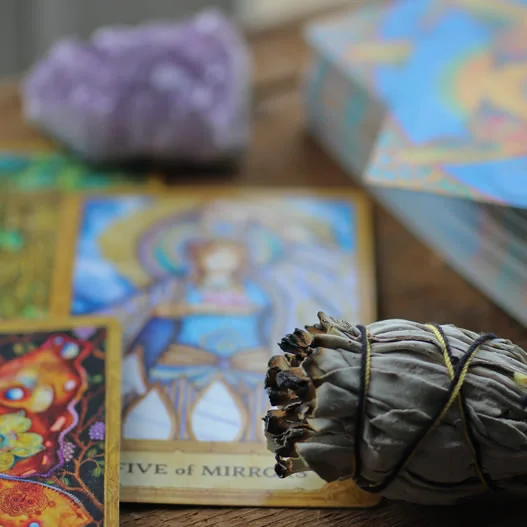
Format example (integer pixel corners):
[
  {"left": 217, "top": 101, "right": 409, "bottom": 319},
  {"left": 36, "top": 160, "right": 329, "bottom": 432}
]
[{"left": 0, "top": 317, "right": 121, "bottom": 526}]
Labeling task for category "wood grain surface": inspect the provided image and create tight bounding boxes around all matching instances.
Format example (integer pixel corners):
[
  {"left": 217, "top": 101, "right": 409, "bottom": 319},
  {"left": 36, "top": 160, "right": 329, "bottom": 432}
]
[{"left": 1, "top": 16, "right": 526, "bottom": 527}]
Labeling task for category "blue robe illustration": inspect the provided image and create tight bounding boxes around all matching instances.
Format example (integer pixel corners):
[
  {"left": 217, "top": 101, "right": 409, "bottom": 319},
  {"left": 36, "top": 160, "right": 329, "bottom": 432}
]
[{"left": 131, "top": 278, "right": 272, "bottom": 389}]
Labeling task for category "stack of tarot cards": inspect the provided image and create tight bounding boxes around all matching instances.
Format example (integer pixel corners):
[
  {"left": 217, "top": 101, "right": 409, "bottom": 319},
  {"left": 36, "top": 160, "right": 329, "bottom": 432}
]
[
  {"left": 0, "top": 149, "right": 382, "bottom": 523},
  {"left": 303, "top": 0, "right": 527, "bottom": 327}
]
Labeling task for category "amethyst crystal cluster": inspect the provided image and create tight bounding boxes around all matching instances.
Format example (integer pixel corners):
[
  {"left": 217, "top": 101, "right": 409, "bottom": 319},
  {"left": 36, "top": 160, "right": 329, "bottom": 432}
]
[{"left": 22, "top": 9, "right": 251, "bottom": 164}]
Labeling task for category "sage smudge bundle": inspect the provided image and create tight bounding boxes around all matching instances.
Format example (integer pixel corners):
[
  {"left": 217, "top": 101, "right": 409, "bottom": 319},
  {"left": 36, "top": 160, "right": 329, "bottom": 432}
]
[{"left": 264, "top": 312, "right": 527, "bottom": 505}]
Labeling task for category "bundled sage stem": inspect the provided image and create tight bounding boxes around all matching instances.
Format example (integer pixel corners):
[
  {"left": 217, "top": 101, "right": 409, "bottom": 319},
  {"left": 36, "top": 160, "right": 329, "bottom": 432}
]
[{"left": 263, "top": 312, "right": 527, "bottom": 505}]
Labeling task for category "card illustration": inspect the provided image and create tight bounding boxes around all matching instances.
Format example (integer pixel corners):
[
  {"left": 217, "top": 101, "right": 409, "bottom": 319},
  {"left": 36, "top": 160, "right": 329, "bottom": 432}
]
[
  {"left": 56, "top": 188, "right": 377, "bottom": 507},
  {"left": 0, "top": 317, "right": 121, "bottom": 526},
  {"left": 360, "top": 0, "right": 527, "bottom": 208},
  {"left": 0, "top": 192, "right": 63, "bottom": 319}
]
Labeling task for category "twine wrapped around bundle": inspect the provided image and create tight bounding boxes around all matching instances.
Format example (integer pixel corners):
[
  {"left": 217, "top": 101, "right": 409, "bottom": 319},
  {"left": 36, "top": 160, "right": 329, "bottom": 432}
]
[{"left": 263, "top": 312, "right": 527, "bottom": 505}]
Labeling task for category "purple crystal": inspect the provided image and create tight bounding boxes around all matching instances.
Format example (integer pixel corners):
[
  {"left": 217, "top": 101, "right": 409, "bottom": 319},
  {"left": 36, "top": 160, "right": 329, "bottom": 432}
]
[{"left": 22, "top": 9, "right": 251, "bottom": 164}]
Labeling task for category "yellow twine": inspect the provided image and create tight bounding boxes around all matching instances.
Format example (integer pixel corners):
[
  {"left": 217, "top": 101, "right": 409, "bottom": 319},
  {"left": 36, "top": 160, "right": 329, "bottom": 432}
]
[
  {"left": 426, "top": 324, "right": 489, "bottom": 490},
  {"left": 351, "top": 326, "right": 372, "bottom": 481}
]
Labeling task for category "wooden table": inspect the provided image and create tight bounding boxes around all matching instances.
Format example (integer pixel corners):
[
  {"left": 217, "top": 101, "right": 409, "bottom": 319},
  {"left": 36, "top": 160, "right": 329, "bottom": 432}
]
[{"left": 2, "top": 20, "right": 526, "bottom": 527}]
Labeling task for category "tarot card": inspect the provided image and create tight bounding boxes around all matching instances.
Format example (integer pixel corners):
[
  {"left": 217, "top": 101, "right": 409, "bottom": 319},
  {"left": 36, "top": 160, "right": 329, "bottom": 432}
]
[
  {"left": 56, "top": 187, "right": 378, "bottom": 507},
  {"left": 0, "top": 191, "right": 66, "bottom": 319},
  {"left": 0, "top": 154, "right": 162, "bottom": 319},
  {"left": 0, "top": 152, "right": 163, "bottom": 193},
  {"left": 0, "top": 316, "right": 121, "bottom": 526}
]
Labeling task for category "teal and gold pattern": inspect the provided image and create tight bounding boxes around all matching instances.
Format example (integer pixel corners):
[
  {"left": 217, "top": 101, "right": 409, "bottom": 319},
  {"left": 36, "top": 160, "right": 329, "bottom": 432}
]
[
  {"left": 0, "top": 152, "right": 158, "bottom": 192},
  {"left": 0, "top": 192, "right": 62, "bottom": 319}
]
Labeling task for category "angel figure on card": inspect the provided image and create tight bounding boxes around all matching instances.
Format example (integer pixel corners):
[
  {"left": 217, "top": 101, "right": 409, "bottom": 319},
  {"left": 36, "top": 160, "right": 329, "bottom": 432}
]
[
  {"left": 71, "top": 194, "right": 361, "bottom": 445},
  {"left": 124, "top": 237, "right": 272, "bottom": 442}
]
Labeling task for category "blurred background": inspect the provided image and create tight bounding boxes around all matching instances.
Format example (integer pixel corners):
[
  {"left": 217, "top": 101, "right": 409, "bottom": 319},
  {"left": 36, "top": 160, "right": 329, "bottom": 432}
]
[{"left": 0, "top": 0, "right": 348, "bottom": 77}]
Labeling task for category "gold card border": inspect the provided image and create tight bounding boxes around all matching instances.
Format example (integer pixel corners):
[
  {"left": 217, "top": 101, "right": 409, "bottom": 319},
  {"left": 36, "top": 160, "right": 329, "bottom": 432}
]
[{"left": 0, "top": 316, "right": 122, "bottom": 525}]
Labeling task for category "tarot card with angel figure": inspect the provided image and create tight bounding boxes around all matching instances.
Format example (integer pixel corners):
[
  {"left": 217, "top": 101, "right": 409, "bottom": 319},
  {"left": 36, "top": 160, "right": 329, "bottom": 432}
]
[
  {"left": 58, "top": 187, "right": 378, "bottom": 507},
  {"left": 0, "top": 317, "right": 121, "bottom": 526}
]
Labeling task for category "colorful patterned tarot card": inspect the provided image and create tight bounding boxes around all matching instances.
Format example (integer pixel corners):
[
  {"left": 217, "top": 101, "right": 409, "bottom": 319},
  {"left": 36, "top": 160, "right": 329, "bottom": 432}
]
[
  {"left": 303, "top": 0, "right": 435, "bottom": 177},
  {"left": 0, "top": 316, "right": 121, "bottom": 526},
  {"left": 55, "top": 187, "right": 379, "bottom": 507},
  {"left": 305, "top": 0, "right": 433, "bottom": 96},
  {"left": 307, "top": 0, "right": 527, "bottom": 208},
  {"left": 0, "top": 191, "right": 66, "bottom": 320},
  {"left": 361, "top": 0, "right": 527, "bottom": 208},
  {"left": 0, "top": 152, "right": 162, "bottom": 193}
]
